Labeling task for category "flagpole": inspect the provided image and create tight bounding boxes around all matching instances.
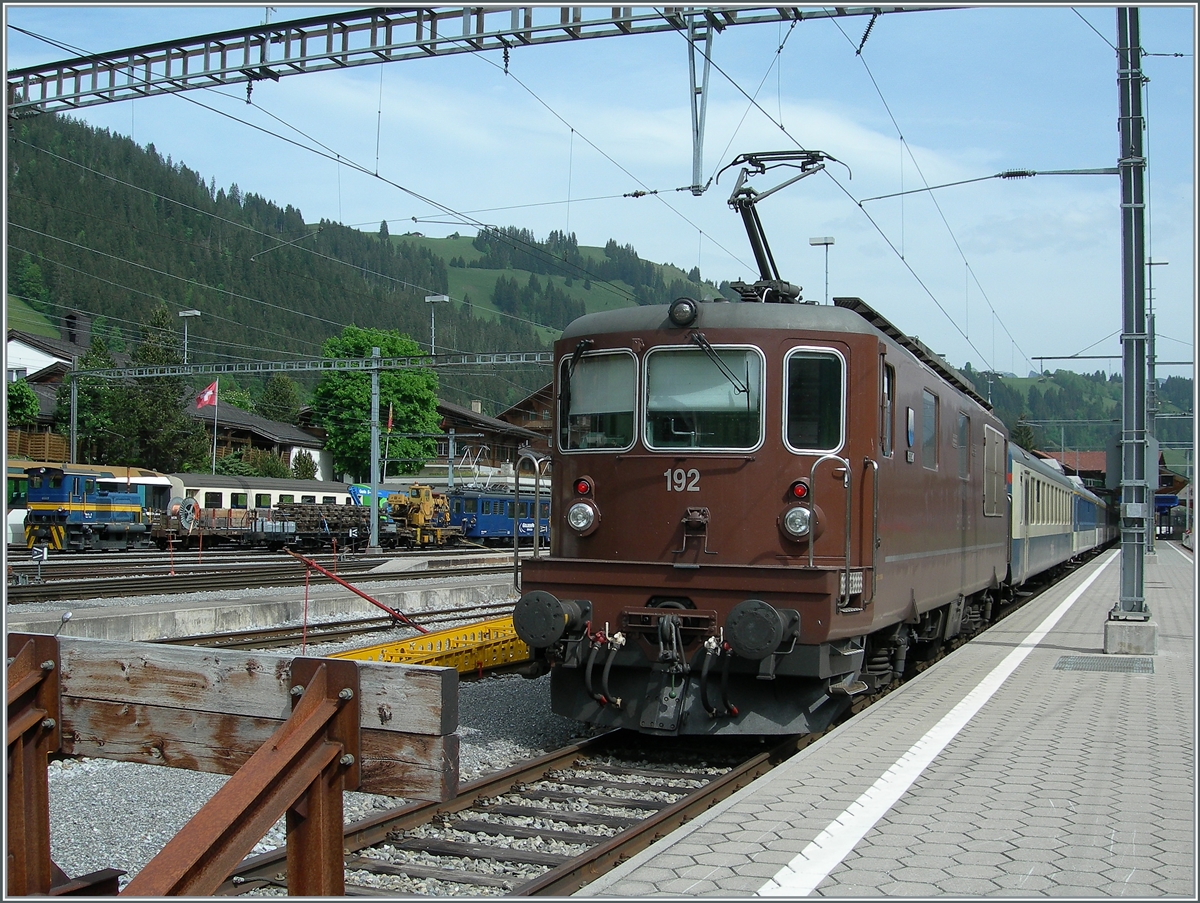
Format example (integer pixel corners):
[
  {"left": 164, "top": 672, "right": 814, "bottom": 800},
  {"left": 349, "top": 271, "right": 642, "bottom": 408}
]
[{"left": 211, "top": 379, "right": 219, "bottom": 474}]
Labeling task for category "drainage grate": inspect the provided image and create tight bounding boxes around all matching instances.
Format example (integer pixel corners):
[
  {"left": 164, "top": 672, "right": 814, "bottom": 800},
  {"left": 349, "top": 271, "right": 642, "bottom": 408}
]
[{"left": 1054, "top": 655, "right": 1154, "bottom": 674}]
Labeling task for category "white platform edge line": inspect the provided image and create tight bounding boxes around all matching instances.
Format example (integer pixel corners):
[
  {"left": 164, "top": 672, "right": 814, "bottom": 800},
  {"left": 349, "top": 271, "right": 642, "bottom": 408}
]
[
  {"left": 757, "top": 550, "right": 1119, "bottom": 897},
  {"left": 1167, "top": 541, "right": 1194, "bottom": 563}
]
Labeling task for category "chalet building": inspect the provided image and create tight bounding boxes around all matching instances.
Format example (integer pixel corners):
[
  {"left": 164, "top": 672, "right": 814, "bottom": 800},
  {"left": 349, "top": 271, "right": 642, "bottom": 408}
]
[
  {"left": 6, "top": 325, "right": 113, "bottom": 460},
  {"left": 497, "top": 383, "right": 553, "bottom": 453},
  {"left": 434, "top": 399, "right": 543, "bottom": 471},
  {"left": 1039, "top": 450, "right": 1109, "bottom": 491},
  {"left": 189, "top": 404, "right": 331, "bottom": 481}
]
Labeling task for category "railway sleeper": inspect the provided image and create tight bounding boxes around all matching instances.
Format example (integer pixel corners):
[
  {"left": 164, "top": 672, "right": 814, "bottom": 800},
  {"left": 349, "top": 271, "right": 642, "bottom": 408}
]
[
  {"left": 514, "top": 788, "right": 673, "bottom": 811},
  {"left": 481, "top": 802, "right": 641, "bottom": 828},
  {"left": 345, "top": 856, "right": 512, "bottom": 889},
  {"left": 448, "top": 818, "right": 606, "bottom": 845},
  {"left": 386, "top": 837, "right": 572, "bottom": 867}
]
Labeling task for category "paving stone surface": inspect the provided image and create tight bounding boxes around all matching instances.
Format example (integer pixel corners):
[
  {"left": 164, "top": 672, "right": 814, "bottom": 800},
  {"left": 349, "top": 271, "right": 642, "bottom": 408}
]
[{"left": 578, "top": 546, "right": 1195, "bottom": 897}]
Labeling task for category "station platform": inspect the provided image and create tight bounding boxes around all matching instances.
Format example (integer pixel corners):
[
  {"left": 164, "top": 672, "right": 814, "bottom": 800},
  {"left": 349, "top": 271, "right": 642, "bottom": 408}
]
[{"left": 579, "top": 543, "right": 1195, "bottom": 897}]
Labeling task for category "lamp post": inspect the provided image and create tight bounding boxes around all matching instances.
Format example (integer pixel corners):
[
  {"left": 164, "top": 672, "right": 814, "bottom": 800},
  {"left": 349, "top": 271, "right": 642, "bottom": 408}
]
[
  {"left": 424, "top": 294, "right": 450, "bottom": 355},
  {"left": 178, "top": 309, "right": 201, "bottom": 364},
  {"left": 808, "top": 237, "right": 834, "bottom": 305}
]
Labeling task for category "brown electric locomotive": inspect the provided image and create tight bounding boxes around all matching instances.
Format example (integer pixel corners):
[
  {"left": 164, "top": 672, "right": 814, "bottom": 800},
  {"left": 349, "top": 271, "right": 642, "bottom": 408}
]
[{"left": 514, "top": 150, "right": 1011, "bottom": 736}]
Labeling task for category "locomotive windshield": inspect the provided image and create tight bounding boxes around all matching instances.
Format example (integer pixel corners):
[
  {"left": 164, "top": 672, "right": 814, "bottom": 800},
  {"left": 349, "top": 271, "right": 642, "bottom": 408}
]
[
  {"left": 559, "top": 351, "right": 636, "bottom": 450},
  {"left": 644, "top": 346, "right": 763, "bottom": 450}
]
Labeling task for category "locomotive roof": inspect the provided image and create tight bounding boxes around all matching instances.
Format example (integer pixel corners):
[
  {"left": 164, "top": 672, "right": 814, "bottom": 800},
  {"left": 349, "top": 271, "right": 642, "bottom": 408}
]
[{"left": 560, "top": 296, "right": 989, "bottom": 409}]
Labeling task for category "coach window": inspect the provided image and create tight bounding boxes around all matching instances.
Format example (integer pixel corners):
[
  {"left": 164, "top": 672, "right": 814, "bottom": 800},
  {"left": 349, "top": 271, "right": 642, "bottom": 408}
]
[
  {"left": 232, "top": 493, "right": 248, "bottom": 510},
  {"left": 560, "top": 351, "right": 636, "bottom": 451},
  {"left": 279, "top": 494, "right": 294, "bottom": 504},
  {"left": 255, "top": 493, "right": 272, "bottom": 508},
  {"left": 540, "top": 500, "right": 550, "bottom": 518},
  {"left": 203, "top": 492, "right": 222, "bottom": 508},
  {"left": 645, "top": 345, "right": 763, "bottom": 450},
  {"left": 784, "top": 348, "right": 844, "bottom": 453},
  {"left": 921, "top": 389, "right": 939, "bottom": 470},
  {"left": 881, "top": 363, "right": 895, "bottom": 457},
  {"left": 956, "top": 412, "right": 970, "bottom": 479},
  {"left": 322, "top": 496, "right": 337, "bottom": 504},
  {"left": 301, "top": 495, "right": 316, "bottom": 504}
]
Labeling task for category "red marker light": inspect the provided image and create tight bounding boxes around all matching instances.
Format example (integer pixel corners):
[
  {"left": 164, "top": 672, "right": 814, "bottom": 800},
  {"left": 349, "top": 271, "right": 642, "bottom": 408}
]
[
  {"left": 789, "top": 480, "right": 808, "bottom": 500},
  {"left": 575, "top": 479, "right": 592, "bottom": 495}
]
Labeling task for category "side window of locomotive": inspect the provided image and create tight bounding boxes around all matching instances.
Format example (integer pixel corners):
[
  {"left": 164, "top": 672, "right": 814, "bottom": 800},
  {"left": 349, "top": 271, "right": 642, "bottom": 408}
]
[
  {"left": 921, "top": 389, "right": 939, "bottom": 470},
  {"left": 983, "top": 425, "right": 1004, "bottom": 516},
  {"left": 784, "top": 349, "right": 844, "bottom": 453},
  {"left": 645, "top": 345, "right": 763, "bottom": 451},
  {"left": 881, "top": 363, "right": 895, "bottom": 457},
  {"left": 560, "top": 351, "right": 636, "bottom": 451},
  {"left": 956, "top": 412, "right": 970, "bottom": 480}
]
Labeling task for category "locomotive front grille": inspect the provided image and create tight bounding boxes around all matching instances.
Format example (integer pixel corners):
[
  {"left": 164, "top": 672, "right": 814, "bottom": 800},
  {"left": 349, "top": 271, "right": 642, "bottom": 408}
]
[{"left": 838, "top": 569, "right": 865, "bottom": 596}]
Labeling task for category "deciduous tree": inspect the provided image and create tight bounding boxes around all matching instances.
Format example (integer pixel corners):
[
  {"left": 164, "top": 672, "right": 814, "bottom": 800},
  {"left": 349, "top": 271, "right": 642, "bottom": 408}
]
[{"left": 312, "top": 326, "right": 440, "bottom": 481}]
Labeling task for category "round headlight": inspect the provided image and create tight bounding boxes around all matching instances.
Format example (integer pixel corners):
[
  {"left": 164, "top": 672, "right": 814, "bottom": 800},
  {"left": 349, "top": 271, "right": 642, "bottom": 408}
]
[
  {"left": 668, "top": 296, "right": 699, "bottom": 327},
  {"left": 567, "top": 502, "right": 596, "bottom": 532},
  {"left": 782, "top": 505, "right": 812, "bottom": 538}
]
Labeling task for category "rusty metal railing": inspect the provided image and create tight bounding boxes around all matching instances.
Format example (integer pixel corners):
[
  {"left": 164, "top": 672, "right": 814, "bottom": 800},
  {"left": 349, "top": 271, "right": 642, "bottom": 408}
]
[{"left": 123, "top": 658, "right": 361, "bottom": 896}]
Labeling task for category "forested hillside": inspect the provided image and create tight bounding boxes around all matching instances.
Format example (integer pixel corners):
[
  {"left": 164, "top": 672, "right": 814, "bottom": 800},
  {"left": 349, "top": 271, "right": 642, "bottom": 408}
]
[
  {"left": 961, "top": 364, "right": 1192, "bottom": 452},
  {"left": 5, "top": 114, "right": 547, "bottom": 413}
]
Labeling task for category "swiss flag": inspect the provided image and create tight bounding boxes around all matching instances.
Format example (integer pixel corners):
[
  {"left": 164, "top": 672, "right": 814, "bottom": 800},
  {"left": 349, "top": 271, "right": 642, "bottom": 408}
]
[{"left": 196, "top": 381, "right": 218, "bottom": 409}]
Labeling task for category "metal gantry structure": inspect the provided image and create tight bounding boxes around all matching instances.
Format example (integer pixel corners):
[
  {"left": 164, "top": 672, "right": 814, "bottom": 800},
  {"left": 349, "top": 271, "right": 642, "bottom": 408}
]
[
  {"left": 1113, "top": 7, "right": 1150, "bottom": 620},
  {"left": 7, "top": 5, "right": 926, "bottom": 194}
]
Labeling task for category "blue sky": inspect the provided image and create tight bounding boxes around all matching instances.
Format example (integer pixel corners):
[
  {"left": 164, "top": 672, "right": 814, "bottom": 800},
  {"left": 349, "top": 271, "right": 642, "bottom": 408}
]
[{"left": 5, "top": 4, "right": 1196, "bottom": 380}]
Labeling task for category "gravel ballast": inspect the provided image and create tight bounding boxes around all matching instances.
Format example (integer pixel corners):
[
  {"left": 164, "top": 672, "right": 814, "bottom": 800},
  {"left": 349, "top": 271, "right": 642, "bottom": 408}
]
[{"left": 46, "top": 671, "right": 591, "bottom": 888}]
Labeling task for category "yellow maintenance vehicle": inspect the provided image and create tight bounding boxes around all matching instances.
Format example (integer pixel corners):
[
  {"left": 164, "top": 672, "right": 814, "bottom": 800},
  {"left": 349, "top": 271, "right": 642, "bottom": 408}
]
[{"left": 387, "top": 483, "right": 462, "bottom": 547}]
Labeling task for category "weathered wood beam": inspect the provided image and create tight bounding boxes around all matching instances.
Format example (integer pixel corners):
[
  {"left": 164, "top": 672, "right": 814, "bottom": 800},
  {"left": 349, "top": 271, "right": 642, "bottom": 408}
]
[{"left": 53, "top": 636, "right": 458, "bottom": 800}]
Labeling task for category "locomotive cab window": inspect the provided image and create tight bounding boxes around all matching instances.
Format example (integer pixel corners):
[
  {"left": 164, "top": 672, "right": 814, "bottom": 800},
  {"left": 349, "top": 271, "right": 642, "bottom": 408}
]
[
  {"left": 559, "top": 351, "right": 636, "bottom": 451},
  {"left": 784, "top": 348, "right": 844, "bottom": 453},
  {"left": 644, "top": 345, "right": 763, "bottom": 450}
]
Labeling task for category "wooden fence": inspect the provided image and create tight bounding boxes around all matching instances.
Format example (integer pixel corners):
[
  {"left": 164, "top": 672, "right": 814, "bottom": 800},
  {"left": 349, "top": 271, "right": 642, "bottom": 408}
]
[
  {"left": 7, "top": 634, "right": 458, "bottom": 896},
  {"left": 7, "top": 429, "right": 69, "bottom": 462}
]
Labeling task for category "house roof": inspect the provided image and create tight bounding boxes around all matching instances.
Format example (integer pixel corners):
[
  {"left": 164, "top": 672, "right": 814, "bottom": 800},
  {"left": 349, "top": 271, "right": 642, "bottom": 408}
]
[
  {"left": 7, "top": 328, "right": 79, "bottom": 363},
  {"left": 7, "top": 328, "right": 131, "bottom": 366},
  {"left": 499, "top": 383, "right": 554, "bottom": 421},
  {"left": 187, "top": 403, "right": 322, "bottom": 447},
  {"left": 438, "top": 399, "right": 542, "bottom": 443},
  {"left": 1042, "top": 450, "right": 1109, "bottom": 474}
]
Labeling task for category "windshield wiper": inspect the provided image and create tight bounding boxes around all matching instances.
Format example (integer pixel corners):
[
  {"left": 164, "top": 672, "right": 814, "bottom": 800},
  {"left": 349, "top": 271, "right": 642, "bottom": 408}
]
[{"left": 690, "top": 332, "right": 748, "bottom": 395}]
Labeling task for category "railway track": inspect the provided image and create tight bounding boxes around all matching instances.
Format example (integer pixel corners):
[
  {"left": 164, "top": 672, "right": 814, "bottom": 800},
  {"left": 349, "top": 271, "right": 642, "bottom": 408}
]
[
  {"left": 215, "top": 731, "right": 812, "bottom": 896},
  {"left": 158, "top": 600, "right": 520, "bottom": 650},
  {"left": 4, "top": 559, "right": 515, "bottom": 603}
]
